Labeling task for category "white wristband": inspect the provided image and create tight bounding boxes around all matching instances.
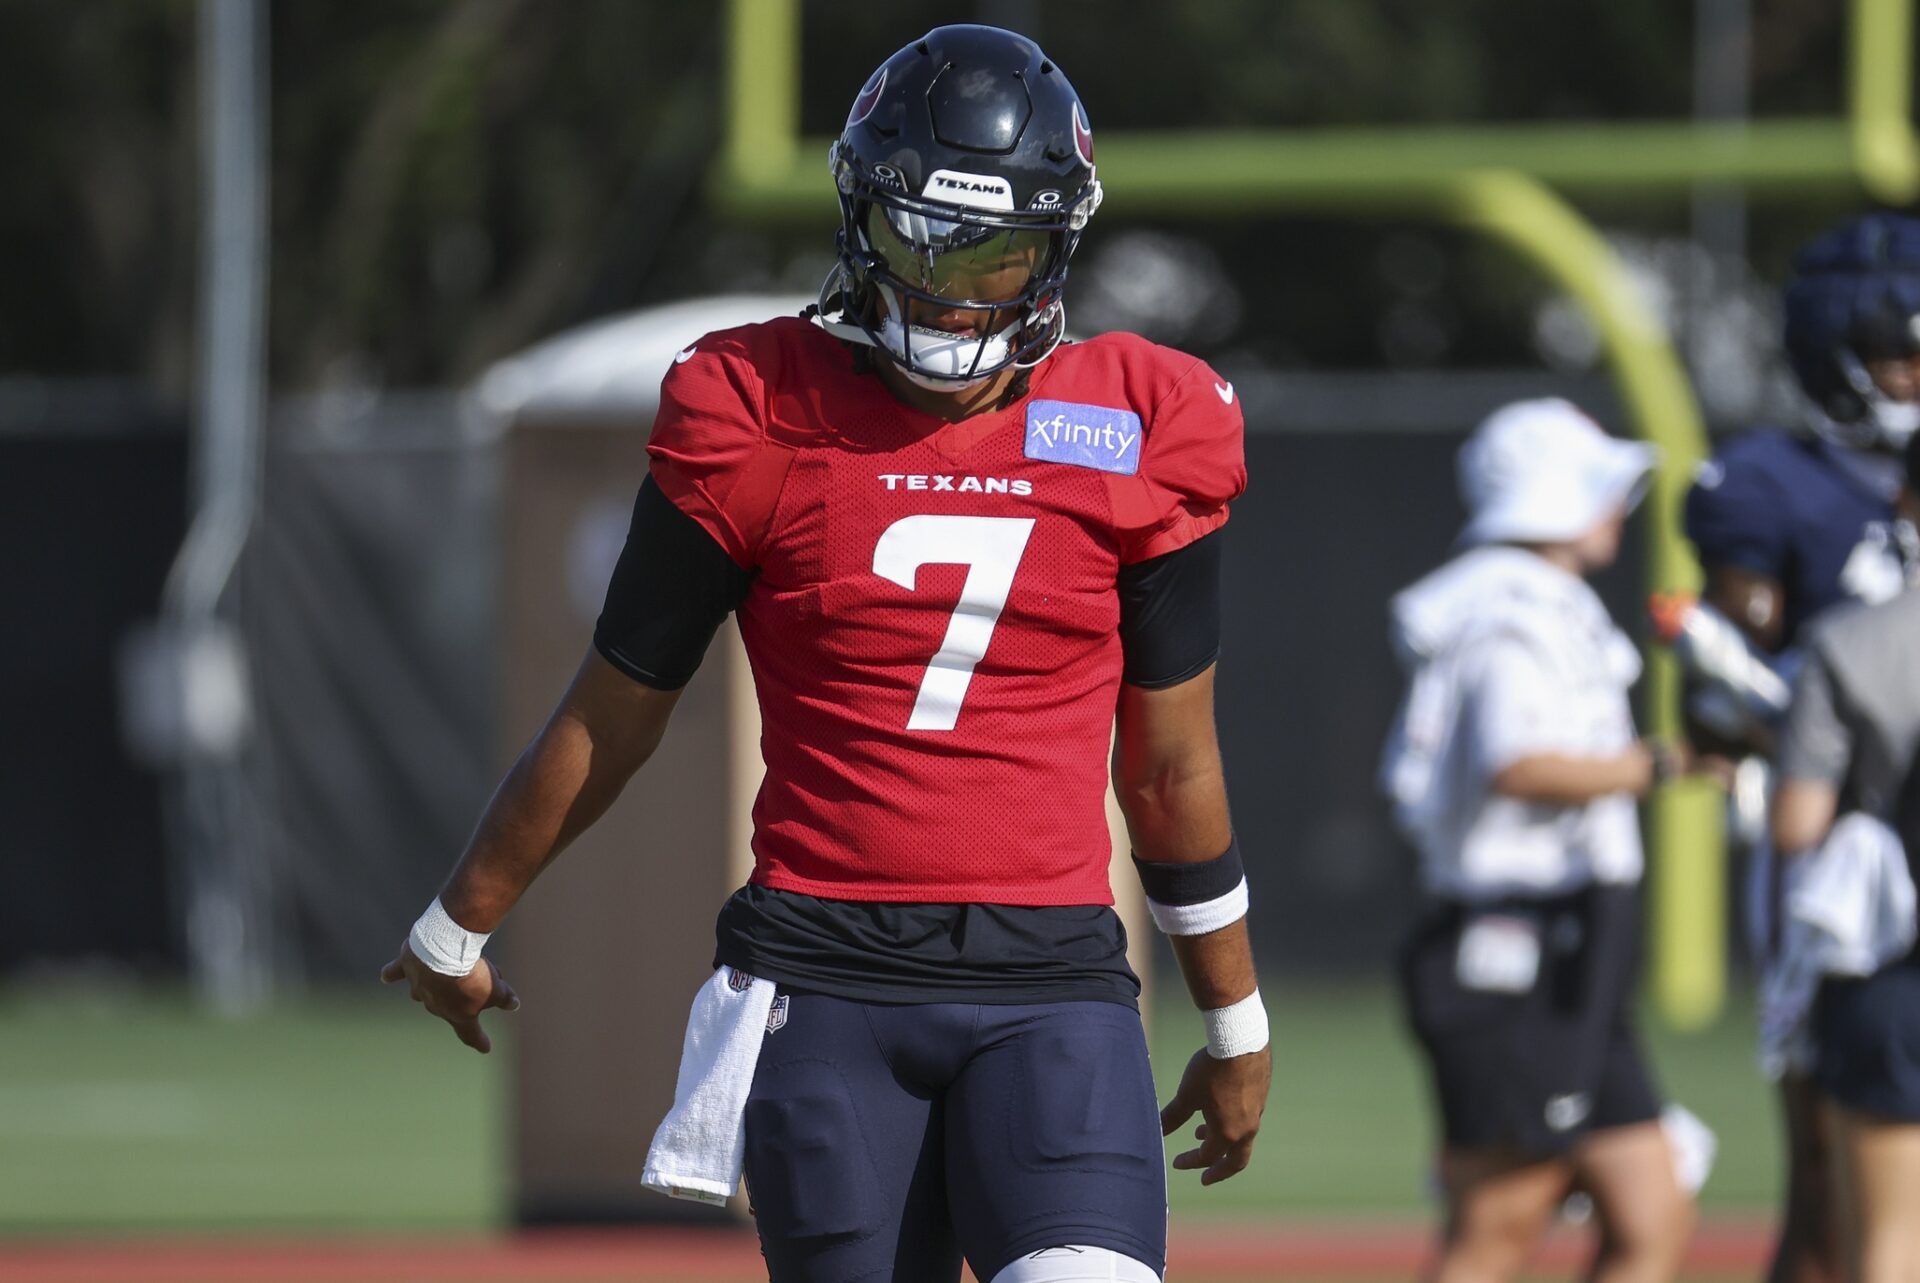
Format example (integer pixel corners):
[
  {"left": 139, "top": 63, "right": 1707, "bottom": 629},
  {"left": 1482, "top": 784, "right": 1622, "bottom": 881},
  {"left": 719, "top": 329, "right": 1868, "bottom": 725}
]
[
  {"left": 1203, "top": 989, "right": 1269, "bottom": 1060},
  {"left": 408, "top": 897, "right": 490, "bottom": 977}
]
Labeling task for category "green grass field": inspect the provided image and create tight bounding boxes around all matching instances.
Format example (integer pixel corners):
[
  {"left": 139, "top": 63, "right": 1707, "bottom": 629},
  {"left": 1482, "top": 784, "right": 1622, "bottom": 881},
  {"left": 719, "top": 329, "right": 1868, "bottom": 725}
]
[{"left": 0, "top": 978, "right": 1781, "bottom": 1235}]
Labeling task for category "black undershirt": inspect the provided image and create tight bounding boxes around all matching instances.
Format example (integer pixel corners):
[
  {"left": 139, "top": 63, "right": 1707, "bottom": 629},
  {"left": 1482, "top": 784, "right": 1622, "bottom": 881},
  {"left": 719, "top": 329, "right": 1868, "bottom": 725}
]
[
  {"left": 594, "top": 476, "right": 1224, "bottom": 1005},
  {"left": 713, "top": 884, "right": 1141, "bottom": 1007}
]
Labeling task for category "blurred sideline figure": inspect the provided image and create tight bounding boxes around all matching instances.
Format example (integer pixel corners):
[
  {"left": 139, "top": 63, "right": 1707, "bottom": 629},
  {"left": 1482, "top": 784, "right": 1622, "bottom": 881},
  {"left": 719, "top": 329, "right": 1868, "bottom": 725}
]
[
  {"left": 1383, "top": 400, "right": 1720, "bottom": 1283},
  {"left": 384, "top": 25, "right": 1269, "bottom": 1283},
  {"left": 1769, "top": 429, "right": 1920, "bottom": 1283},
  {"left": 1677, "top": 214, "right": 1920, "bottom": 1283}
]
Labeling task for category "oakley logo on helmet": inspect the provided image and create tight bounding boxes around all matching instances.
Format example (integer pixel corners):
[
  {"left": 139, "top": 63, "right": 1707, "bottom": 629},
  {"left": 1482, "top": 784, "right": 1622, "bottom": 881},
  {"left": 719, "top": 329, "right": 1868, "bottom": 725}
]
[
  {"left": 1031, "top": 189, "right": 1063, "bottom": 208},
  {"left": 871, "top": 163, "right": 906, "bottom": 190},
  {"left": 923, "top": 169, "right": 1015, "bottom": 212}
]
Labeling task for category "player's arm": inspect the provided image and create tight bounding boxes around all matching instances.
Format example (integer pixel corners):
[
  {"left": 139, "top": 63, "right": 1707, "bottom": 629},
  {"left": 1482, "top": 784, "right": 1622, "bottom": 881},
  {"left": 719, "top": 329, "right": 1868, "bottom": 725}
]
[
  {"left": 1681, "top": 456, "right": 1791, "bottom": 754},
  {"left": 1110, "top": 531, "right": 1270, "bottom": 1187},
  {"left": 380, "top": 653, "right": 679, "bottom": 1052},
  {"left": 1703, "top": 564, "right": 1786, "bottom": 655},
  {"left": 1491, "top": 742, "right": 1733, "bottom": 802},
  {"left": 1684, "top": 563, "right": 1789, "bottom": 757},
  {"left": 1771, "top": 645, "right": 1851, "bottom": 857},
  {"left": 1115, "top": 668, "right": 1245, "bottom": 1005},
  {"left": 383, "top": 476, "right": 753, "bottom": 1052},
  {"left": 1468, "top": 633, "right": 1718, "bottom": 806}
]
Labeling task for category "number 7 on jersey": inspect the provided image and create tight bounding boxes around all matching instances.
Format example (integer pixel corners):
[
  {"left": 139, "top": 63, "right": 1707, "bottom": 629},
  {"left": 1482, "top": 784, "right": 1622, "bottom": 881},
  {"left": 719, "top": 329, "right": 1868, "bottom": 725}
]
[{"left": 872, "top": 514, "right": 1036, "bottom": 731}]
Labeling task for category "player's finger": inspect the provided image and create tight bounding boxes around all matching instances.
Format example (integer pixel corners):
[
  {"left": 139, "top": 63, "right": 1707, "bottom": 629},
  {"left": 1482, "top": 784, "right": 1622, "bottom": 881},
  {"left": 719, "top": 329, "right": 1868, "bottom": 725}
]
[
  {"left": 1171, "top": 1136, "right": 1226, "bottom": 1171},
  {"left": 1193, "top": 1123, "right": 1210, "bottom": 1141},
  {"left": 485, "top": 963, "right": 520, "bottom": 1013},
  {"left": 1160, "top": 1094, "right": 1196, "bottom": 1137},
  {"left": 449, "top": 1015, "right": 492, "bottom": 1055},
  {"left": 1200, "top": 1142, "right": 1254, "bottom": 1186},
  {"left": 380, "top": 955, "right": 406, "bottom": 983}
]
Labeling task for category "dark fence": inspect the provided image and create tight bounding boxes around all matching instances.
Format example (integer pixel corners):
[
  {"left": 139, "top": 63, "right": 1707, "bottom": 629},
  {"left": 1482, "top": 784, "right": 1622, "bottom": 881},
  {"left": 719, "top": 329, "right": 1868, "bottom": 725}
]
[{"left": 0, "top": 384, "right": 185, "bottom": 972}]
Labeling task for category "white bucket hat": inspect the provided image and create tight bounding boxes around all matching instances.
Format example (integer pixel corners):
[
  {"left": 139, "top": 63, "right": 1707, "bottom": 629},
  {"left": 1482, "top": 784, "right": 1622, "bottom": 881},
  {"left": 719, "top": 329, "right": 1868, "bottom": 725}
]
[{"left": 1458, "top": 398, "right": 1659, "bottom": 546}]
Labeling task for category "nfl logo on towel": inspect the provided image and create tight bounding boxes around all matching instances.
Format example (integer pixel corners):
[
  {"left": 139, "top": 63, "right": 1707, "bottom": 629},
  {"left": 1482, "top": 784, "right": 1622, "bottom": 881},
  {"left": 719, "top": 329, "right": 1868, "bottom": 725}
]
[
  {"left": 766, "top": 994, "right": 789, "bottom": 1033},
  {"left": 726, "top": 967, "right": 754, "bottom": 993}
]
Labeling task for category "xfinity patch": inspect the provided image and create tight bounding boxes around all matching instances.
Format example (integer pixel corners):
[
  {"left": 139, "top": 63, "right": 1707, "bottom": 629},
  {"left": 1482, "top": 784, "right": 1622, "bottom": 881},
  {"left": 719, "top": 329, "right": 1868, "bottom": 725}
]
[{"left": 1024, "top": 400, "right": 1142, "bottom": 476}]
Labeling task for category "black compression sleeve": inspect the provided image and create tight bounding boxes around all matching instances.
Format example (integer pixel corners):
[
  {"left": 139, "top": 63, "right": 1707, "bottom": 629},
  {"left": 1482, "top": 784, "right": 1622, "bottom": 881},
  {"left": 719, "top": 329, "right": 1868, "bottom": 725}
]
[
  {"left": 1117, "top": 528, "right": 1223, "bottom": 689},
  {"left": 592, "top": 474, "right": 755, "bottom": 690}
]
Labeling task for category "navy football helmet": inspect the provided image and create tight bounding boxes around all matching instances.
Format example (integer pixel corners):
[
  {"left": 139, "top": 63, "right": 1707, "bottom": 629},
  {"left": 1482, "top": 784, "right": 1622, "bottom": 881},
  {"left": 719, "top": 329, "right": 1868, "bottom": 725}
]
[
  {"left": 815, "top": 25, "right": 1102, "bottom": 390},
  {"left": 1783, "top": 212, "right": 1920, "bottom": 452}
]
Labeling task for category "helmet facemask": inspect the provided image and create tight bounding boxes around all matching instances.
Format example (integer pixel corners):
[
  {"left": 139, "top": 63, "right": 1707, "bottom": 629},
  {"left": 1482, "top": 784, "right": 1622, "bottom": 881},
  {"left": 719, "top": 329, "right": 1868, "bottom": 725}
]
[
  {"left": 1828, "top": 345, "right": 1920, "bottom": 453},
  {"left": 821, "top": 149, "right": 1099, "bottom": 390},
  {"left": 1826, "top": 296, "right": 1920, "bottom": 452}
]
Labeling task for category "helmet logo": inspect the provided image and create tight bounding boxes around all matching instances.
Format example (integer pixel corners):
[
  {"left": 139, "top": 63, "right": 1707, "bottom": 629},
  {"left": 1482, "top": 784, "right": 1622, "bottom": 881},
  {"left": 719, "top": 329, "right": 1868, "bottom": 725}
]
[
  {"left": 1031, "top": 190, "right": 1063, "bottom": 208},
  {"left": 847, "top": 67, "right": 888, "bottom": 126},
  {"left": 871, "top": 163, "right": 906, "bottom": 190},
  {"left": 1072, "top": 102, "right": 1095, "bottom": 167},
  {"left": 923, "top": 169, "right": 1015, "bottom": 211}
]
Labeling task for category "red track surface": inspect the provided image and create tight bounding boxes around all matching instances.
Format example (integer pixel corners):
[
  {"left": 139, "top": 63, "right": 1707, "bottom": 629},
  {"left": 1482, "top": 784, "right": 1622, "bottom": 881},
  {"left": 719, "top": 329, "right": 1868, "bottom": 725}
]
[{"left": 0, "top": 1220, "right": 1772, "bottom": 1282}]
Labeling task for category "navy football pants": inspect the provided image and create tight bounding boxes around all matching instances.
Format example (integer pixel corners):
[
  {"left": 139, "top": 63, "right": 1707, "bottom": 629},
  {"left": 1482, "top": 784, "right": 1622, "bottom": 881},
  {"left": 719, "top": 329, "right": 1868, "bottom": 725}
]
[{"left": 742, "top": 993, "right": 1168, "bottom": 1283}]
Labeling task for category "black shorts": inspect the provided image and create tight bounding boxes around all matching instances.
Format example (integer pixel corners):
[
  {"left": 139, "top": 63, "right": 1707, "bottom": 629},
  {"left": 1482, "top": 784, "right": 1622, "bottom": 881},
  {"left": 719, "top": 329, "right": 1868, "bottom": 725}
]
[
  {"left": 1814, "top": 954, "right": 1920, "bottom": 1122},
  {"left": 1397, "top": 883, "right": 1663, "bottom": 1157},
  {"left": 744, "top": 993, "right": 1166, "bottom": 1283}
]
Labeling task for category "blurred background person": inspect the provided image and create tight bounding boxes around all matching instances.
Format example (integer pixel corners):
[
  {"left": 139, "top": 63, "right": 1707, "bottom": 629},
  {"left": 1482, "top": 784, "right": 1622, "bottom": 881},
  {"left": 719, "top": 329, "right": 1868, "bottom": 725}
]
[
  {"left": 1384, "top": 400, "right": 1714, "bottom": 1283},
  {"left": 1768, "top": 428, "right": 1920, "bottom": 1283},
  {"left": 1676, "top": 213, "right": 1920, "bottom": 1283}
]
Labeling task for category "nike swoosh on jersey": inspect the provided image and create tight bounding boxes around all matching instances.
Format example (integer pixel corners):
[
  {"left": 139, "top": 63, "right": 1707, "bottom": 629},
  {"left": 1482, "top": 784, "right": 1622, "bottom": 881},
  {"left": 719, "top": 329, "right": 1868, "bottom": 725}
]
[
  {"left": 1214, "top": 381, "right": 1234, "bottom": 404},
  {"left": 674, "top": 346, "right": 697, "bottom": 364}
]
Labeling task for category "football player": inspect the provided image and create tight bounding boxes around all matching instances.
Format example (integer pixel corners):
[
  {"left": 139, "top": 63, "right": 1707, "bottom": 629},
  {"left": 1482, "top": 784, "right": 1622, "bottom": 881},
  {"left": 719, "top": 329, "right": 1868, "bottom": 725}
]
[
  {"left": 383, "top": 25, "right": 1268, "bottom": 1283},
  {"left": 1770, "top": 426, "right": 1920, "bottom": 1283},
  {"left": 1681, "top": 213, "right": 1920, "bottom": 1283}
]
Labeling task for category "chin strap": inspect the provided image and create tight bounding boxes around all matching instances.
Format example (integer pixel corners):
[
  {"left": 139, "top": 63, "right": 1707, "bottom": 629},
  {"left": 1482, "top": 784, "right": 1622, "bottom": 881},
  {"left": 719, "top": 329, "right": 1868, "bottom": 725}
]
[
  {"left": 811, "top": 267, "right": 1007, "bottom": 392},
  {"left": 1830, "top": 349, "right": 1920, "bottom": 453},
  {"left": 810, "top": 273, "right": 880, "bottom": 350},
  {"left": 810, "top": 265, "right": 1067, "bottom": 391}
]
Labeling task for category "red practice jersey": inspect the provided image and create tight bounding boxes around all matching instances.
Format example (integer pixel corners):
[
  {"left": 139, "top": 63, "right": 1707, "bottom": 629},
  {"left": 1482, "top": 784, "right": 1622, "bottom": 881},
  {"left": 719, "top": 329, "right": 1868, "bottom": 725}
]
[{"left": 648, "top": 316, "right": 1246, "bottom": 906}]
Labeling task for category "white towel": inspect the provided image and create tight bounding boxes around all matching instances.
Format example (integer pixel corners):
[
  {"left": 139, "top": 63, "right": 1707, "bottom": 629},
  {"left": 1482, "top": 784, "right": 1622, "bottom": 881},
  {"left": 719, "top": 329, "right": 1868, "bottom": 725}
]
[
  {"left": 1661, "top": 1103, "right": 1717, "bottom": 1195},
  {"left": 642, "top": 966, "right": 778, "bottom": 1205},
  {"left": 1792, "top": 812, "right": 1917, "bottom": 973},
  {"left": 1759, "top": 813, "right": 1916, "bottom": 1079}
]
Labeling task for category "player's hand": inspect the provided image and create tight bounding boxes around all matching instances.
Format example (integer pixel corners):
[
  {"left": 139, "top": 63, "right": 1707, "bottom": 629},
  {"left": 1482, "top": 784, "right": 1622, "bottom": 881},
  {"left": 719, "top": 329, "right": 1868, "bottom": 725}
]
[
  {"left": 1160, "top": 1044, "right": 1271, "bottom": 1186},
  {"left": 380, "top": 942, "right": 519, "bottom": 1054},
  {"left": 1654, "top": 739, "right": 1738, "bottom": 791},
  {"left": 1679, "top": 744, "right": 1739, "bottom": 791}
]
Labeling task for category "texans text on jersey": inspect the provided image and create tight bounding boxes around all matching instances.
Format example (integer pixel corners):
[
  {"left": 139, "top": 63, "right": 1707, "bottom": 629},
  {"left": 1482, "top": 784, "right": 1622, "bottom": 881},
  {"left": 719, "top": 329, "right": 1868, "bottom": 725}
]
[{"left": 878, "top": 474, "right": 1035, "bottom": 496}]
